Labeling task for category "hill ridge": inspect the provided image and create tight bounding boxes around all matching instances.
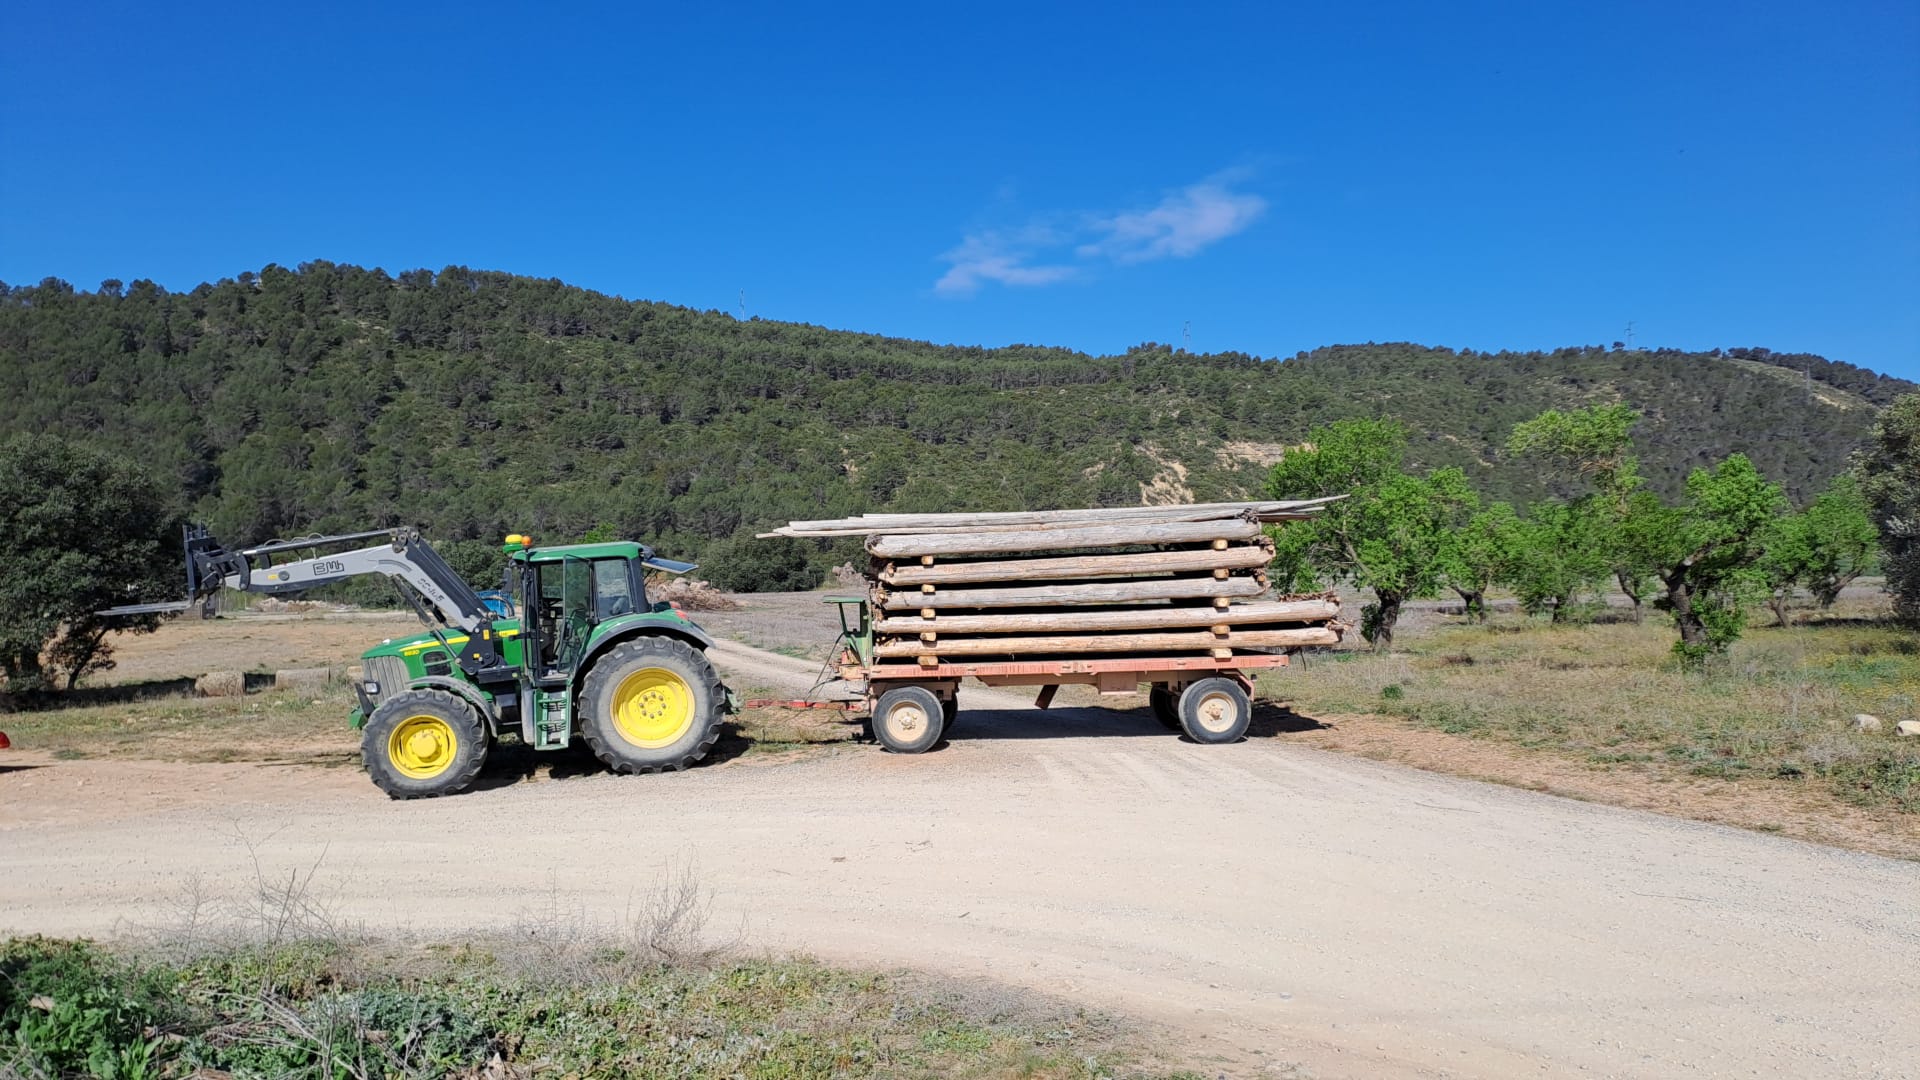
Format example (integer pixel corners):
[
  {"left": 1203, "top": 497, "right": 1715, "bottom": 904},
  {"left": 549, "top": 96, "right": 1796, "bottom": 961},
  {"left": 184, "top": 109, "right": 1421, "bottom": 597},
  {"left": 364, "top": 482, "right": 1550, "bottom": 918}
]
[{"left": 0, "top": 262, "right": 1907, "bottom": 561}]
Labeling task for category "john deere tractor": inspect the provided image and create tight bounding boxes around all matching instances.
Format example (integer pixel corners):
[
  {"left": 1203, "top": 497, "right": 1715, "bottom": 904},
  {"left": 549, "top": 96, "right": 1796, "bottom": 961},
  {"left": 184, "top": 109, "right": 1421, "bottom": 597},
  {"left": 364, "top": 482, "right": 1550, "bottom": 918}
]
[{"left": 168, "top": 527, "right": 735, "bottom": 798}]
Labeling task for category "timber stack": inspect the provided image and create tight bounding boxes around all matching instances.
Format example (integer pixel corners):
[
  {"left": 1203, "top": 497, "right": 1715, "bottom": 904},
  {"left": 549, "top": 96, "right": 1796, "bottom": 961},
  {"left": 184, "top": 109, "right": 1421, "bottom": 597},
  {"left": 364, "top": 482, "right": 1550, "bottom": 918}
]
[{"left": 762, "top": 501, "right": 1346, "bottom": 666}]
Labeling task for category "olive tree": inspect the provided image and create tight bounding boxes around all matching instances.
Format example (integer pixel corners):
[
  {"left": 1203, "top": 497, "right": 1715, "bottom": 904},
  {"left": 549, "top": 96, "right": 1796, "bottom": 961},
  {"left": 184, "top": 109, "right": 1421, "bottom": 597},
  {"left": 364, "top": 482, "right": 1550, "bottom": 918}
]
[
  {"left": 1643, "top": 454, "right": 1786, "bottom": 664},
  {"left": 1758, "top": 474, "right": 1879, "bottom": 624},
  {"left": 0, "top": 435, "right": 183, "bottom": 694},
  {"left": 1266, "top": 420, "right": 1475, "bottom": 650}
]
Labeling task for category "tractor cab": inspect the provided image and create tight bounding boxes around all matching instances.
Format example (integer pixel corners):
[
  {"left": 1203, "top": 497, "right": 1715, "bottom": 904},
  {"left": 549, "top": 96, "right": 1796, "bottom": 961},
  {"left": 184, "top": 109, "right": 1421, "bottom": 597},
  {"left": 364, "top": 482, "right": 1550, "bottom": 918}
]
[{"left": 505, "top": 537, "right": 653, "bottom": 679}]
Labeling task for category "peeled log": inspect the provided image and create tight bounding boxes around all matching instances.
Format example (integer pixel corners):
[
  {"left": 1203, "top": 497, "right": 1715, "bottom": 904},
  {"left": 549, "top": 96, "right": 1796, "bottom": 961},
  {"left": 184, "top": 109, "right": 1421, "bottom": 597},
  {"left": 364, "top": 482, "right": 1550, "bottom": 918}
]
[
  {"left": 873, "top": 626, "right": 1341, "bottom": 657},
  {"left": 878, "top": 541, "right": 1274, "bottom": 585},
  {"left": 876, "top": 575, "right": 1265, "bottom": 611},
  {"left": 868, "top": 518, "right": 1262, "bottom": 558},
  {"left": 875, "top": 599, "right": 1339, "bottom": 634}
]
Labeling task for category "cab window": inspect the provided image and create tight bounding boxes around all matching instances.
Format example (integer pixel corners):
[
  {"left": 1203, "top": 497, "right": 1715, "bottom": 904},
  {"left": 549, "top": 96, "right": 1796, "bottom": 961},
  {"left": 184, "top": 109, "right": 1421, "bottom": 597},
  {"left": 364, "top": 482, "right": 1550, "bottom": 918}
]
[{"left": 593, "top": 559, "right": 634, "bottom": 619}]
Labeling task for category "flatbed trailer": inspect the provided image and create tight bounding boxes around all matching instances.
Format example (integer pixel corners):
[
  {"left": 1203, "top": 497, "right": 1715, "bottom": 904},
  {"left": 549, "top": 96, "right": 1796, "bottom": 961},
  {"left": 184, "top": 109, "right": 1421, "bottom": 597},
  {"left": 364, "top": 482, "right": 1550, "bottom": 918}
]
[{"left": 824, "top": 597, "right": 1294, "bottom": 752}]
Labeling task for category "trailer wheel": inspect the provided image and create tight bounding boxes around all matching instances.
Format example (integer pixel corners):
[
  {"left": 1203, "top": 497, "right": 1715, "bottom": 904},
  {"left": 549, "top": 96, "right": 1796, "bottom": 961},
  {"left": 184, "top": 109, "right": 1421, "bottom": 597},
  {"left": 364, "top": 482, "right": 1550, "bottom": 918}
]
[
  {"left": 362, "top": 689, "right": 489, "bottom": 799},
  {"left": 1178, "top": 678, "right": 1251, "bottom": 744},
  {"left": 873, "top": 686, "right": 944, "bottom": 754},
  {"left": 580, "top": 637, "right": 724, "bottom": 773},
  {"left": 1148, "top": 684, "right": 1182, "bottom": 731}
]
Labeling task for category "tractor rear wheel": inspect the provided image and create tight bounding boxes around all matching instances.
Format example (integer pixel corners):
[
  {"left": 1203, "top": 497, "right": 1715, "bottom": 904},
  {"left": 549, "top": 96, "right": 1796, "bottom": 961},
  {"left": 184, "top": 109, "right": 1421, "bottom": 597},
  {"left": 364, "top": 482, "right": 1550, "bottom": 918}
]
[
  {"left": 1178, "top": 677, "right": 1252, "bottom": 744},
  {"left": 579, "top": 637, "right": 723, "bottom": 773},
  {"left": 362, "top": 689, "right": 489, "bottom": 799}
]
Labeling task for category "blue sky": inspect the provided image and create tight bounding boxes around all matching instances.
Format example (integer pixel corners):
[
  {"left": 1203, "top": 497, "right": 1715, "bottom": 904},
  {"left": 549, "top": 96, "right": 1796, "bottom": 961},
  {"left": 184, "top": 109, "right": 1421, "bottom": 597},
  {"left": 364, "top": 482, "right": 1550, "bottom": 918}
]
[{"left": 3, "top": 2, "right": 1916, "bottom": 379}]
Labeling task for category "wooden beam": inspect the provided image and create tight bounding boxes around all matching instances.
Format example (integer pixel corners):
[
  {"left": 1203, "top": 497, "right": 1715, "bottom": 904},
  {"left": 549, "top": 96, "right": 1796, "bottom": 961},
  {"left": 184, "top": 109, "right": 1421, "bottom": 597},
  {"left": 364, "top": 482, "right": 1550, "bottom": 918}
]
[
  {"left": 868, "top": 518, "right": 1263, "bottom": 558},
  {"left": 877, "top": 541, "right": 1274, "bottom": 585},
  {"left": 872, "top": 626, "right": 1341, "bottom": 657},
  {"left": 874, "top": 575, "right": 1265, "bottom": 611},
  {"left": 874, "top": 599, "right": 1339, "bottom": 634}
]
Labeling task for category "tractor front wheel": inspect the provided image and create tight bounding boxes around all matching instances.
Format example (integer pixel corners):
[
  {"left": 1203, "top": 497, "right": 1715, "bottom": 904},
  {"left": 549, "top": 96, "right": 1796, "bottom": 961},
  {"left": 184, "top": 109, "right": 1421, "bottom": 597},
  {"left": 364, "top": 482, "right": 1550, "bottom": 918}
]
[
  {"left": 362, "top": 689, "right": 489, "bottom": 799},
  {"left": 579, "top": 637, "right": 724, "bottom": 774}
]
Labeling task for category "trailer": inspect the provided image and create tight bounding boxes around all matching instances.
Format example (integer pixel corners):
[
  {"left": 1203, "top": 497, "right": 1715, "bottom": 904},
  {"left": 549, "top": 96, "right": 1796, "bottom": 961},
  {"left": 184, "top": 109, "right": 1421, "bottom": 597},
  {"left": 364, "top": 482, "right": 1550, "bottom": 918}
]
[{"left": 823, "top": 593, "right": 1298, "bottom": 750}]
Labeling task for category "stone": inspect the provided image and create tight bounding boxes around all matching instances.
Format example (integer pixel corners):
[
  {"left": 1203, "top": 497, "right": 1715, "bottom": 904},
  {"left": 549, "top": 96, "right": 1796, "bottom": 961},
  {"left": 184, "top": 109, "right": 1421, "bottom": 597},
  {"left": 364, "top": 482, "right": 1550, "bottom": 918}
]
[
  {"left": 195, "top": 671, "right": 246, "bottom": 697},
  {"left": 1851, "top": 713, "right": 1882, "bottom": 733},
  {"left": 1897, "top": 720, "right": 1920, "bottom": 738}
]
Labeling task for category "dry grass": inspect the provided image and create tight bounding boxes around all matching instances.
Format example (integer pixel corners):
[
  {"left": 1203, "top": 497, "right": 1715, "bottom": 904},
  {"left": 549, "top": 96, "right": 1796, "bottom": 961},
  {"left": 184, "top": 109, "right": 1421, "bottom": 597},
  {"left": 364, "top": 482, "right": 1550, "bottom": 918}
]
[
  {"left": 0, "top": 685, "right": 360, "bottom": 765},
  {"left": 1265, "top": 614, "right": 1920, "bottom": 814}
]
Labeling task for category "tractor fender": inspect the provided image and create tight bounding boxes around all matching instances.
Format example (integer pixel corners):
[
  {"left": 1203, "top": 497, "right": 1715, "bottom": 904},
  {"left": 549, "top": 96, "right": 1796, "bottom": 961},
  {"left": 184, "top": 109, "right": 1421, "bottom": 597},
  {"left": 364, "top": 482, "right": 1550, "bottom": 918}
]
[
  {"left": 407, "top": 676, "right": 500, "bottom": 736},
  {"left": 576, "top": 616, "right": 718, "bottom": 686}
]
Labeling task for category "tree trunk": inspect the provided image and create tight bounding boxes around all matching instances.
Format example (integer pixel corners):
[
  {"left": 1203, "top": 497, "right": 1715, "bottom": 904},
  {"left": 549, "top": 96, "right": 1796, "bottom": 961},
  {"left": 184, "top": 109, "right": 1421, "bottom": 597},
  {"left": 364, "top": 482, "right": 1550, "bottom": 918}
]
[
  {"left": 1366, "top": 590, "right": 1405, "bottom": 651},
  {"left": 1666, "top": 577, "right": 1708, "bottom": 648},
  {"left": 1452, "top": 587, "right": 1486, "bottom": 624},
  {"left": 1768, "top": 590, "right": 1793, "bottom": 627},
  {"left": 1549, "top": 591, "right": 1575, "bottom": 624},
  {"left": 1615, "top": 570, "right": 1645, "bottom": 623}
]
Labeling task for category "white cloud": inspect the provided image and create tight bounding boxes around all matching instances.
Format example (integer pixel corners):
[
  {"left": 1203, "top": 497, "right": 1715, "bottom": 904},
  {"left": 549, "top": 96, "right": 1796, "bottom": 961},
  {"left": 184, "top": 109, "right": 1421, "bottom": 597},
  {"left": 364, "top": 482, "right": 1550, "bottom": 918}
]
[
  {"left": 1077, "top": 182, "right": 1267, "bottom": 264},
  {"left": 933, "top": 176, "right": 1265, "bottom": 297},
  {"left": 933, "top": 228, "right": 1078, "bottom": 297}
]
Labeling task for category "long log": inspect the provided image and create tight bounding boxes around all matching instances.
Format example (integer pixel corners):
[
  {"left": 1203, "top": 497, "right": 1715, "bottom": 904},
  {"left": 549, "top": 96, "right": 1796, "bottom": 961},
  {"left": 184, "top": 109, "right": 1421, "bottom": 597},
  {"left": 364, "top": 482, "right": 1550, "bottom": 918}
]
[
  {"left": 773, "top": 498, "right": 1342, "bottom": 537},
  {"left": 875, "top": 576, "right": 1265, "bottom": 611},
  {"left": 877, "top": 541, "right": 1275, "bottom": 585},
  {"left": 872, "top": 626, "right": 1341, "bottom": 658},
  {"left": 867, "top": 518, "right": 1263, "bottom": 558},
  {"left": 874, "top": 598, "right": 1339, "bottom": 635}
]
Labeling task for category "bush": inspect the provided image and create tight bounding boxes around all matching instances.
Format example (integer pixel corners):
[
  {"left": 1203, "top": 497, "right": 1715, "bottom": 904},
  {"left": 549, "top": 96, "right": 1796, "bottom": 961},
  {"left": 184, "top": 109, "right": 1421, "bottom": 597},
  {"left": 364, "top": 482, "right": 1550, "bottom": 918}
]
[{"left": 701, "top": 535, "right": 823, "bottom": 593}]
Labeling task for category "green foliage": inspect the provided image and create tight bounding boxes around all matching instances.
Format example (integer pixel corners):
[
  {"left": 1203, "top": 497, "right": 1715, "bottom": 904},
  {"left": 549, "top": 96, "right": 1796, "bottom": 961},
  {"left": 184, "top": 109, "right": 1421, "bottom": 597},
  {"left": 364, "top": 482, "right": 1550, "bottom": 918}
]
[
  {"left": 1506, "top": 402, "right": 1641, "bottom": 498},
  {"left": 0, "top": 435, "right": 183, "bottom": 693},
  {"left": 1647, "top": 455, "right": 1788, "bottom": 665},
  {"left": 0, "top": 267, "right": 1902, "bottom": 577},
  {"left": 436, "top": 538, "right": 509, "bottom": 592},
  {"left": 1, "top": 938, "right": 1181, "bottom": 1079},
  {"left": 1760, "top": 474, "right": 1880, "bottom": 618},
  {"left": 1436, "top": 502, "right": 1521, "bottom": 621},
  {"left": 1267, "top": 420, "right": 1475, "bottom": 648},
  {"left": 701, "top": 534, "right": 824, "bottom": 593},
  {"left": 1505, "top": 500, "right": 1611, "bottom": 620},
  {"left": 1855, "top": 394, "right": 1920, "bottom": 624}
]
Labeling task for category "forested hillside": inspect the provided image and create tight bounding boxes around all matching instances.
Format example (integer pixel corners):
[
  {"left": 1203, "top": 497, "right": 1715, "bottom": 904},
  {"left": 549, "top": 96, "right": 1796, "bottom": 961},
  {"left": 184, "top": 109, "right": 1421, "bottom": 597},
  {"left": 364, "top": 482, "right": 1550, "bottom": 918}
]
[{"left": 0, "top": 263, "right": 1906, "bottom": 564}]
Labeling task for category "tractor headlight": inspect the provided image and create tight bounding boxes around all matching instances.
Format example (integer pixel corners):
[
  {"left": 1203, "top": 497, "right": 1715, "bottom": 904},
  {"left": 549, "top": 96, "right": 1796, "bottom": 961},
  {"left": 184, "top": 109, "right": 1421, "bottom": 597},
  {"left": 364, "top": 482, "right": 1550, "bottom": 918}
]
[{"left": 363, "top": 681, "right": 381, "bottom": 696}]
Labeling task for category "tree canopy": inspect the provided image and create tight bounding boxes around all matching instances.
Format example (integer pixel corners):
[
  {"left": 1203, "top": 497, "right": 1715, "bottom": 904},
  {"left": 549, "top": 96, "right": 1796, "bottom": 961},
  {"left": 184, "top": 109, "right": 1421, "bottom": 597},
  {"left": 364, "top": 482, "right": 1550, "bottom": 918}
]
[{"left": 0, "top": 435, "right": 182, "bottom": 693}]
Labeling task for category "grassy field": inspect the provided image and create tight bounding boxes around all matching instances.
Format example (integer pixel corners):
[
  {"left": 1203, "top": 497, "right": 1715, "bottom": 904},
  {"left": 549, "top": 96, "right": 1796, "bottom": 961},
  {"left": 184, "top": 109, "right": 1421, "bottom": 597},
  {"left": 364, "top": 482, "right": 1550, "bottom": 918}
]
[
  {"left": 1263, "top": 613, "right": 1920, "bottom": 814},
  {"left": 0, "top": 935, "right": 1191, "bottom": 1080}
]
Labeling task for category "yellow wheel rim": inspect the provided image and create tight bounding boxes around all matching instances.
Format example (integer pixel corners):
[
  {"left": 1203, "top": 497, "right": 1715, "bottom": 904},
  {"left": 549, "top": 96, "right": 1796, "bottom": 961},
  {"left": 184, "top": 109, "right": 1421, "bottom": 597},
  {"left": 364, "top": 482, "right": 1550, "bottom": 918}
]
[
  {"left": 611, "top": 667, "right": 696, "bottom": 748},
  {"left": 389, "top": 715, "right": 458, "bottom": 779}
]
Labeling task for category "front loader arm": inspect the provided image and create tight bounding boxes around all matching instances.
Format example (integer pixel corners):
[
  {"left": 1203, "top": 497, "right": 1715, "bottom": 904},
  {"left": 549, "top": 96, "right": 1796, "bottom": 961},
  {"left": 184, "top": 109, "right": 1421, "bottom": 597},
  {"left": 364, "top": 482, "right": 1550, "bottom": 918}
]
[{"left": 194, "top": 527, "right": 492, "bottom": 634}]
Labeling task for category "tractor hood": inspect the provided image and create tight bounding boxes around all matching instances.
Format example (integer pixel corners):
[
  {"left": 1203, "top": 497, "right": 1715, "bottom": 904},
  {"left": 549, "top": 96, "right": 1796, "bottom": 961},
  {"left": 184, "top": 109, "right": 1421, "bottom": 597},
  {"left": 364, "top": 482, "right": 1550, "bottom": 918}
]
[{"left": 361, "top": 619, "right": 522, "bottom": 662}]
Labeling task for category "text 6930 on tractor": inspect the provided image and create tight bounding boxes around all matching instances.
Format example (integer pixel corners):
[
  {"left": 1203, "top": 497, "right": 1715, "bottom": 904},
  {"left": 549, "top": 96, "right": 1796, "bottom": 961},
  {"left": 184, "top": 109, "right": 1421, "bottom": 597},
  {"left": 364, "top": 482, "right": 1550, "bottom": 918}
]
[{"left": 169, "top": 527, "right": 737, "bottom": 798}]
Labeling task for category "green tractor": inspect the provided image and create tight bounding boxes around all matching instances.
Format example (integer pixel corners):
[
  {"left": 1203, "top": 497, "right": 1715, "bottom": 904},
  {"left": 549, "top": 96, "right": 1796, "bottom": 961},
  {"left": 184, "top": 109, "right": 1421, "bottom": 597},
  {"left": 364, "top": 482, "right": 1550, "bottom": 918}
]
[{"left": 174, "top": 527, "right": 736, "bottom": 798}]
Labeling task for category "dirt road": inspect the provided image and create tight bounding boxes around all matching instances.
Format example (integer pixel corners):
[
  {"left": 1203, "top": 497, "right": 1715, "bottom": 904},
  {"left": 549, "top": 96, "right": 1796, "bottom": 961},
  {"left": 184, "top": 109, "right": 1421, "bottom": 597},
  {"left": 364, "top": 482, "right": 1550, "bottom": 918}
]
[{"left": 3, "top": 639, "right": 1915, "bottom": 1078}]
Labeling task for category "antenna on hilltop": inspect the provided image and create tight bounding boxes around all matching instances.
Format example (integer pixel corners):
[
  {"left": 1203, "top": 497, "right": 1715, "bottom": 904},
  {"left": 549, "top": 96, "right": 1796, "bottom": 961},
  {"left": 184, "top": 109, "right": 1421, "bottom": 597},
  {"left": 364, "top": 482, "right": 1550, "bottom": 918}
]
[
  {"left": 1624, "top": 320, "right": 1636, "bottom": 351},
  {"left": 738, "top": 289, "right": 747, "bottom": 321},
  {"left": 1182, "top": 321, "right": 1191, "bottom": 352}
]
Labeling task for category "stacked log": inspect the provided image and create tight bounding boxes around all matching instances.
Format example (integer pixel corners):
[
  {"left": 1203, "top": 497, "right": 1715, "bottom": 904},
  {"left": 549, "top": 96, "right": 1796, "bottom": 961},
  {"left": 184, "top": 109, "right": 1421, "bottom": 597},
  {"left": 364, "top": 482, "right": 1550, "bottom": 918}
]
[{"left": 765, "top": 501, "right": 1344, "bottom": 665}]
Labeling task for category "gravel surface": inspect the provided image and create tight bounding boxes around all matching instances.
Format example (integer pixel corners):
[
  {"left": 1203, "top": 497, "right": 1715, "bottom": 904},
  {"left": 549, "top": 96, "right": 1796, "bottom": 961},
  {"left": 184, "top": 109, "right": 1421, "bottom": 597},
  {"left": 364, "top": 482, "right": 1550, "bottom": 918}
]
[{"left": 2, "top": 637, "right": 1915, "bottom": 1078}]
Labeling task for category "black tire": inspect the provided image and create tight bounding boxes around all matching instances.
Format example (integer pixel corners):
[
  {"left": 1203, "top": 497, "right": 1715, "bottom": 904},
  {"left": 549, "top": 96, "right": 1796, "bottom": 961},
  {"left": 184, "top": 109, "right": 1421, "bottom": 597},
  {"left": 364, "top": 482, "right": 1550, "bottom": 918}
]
[
  {"left": 1178, "top": 677, "right": 1252, "bottom": 744},
  {"left": 1148, "top": 684, "right": 1182, "bottom": 731},
  {"left": 579, "top": 636, "right": 723, "bottom": 773},
  {"left": 941, "top": 695, "right": 958, "bottom": 736},
  {"left": 873, "top": 686, "right": 945, "bottom": 754},
  {"left": 362, "top": 688, "right": 489, "bottom": 799}
]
